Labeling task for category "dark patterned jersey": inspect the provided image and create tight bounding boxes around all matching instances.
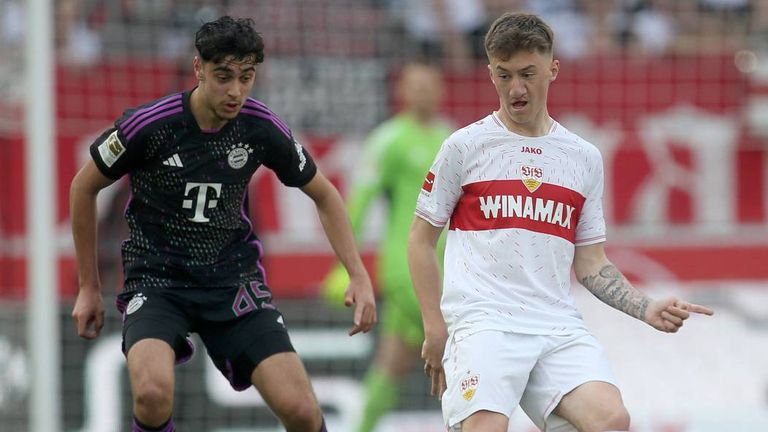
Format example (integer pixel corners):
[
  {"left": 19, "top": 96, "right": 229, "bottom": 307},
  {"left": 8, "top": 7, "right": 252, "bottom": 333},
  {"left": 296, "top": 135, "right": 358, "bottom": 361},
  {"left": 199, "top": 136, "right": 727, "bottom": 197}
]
[{"left": 90, "top": 90, "right": 317, "bottom": 292}]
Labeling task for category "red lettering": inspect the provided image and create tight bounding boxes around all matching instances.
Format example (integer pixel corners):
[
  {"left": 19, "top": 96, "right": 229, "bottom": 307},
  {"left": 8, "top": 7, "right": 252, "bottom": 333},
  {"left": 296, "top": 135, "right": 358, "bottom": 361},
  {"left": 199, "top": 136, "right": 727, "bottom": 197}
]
[{"left": 522, "top": 146, "right": 542, "bottom": 154}]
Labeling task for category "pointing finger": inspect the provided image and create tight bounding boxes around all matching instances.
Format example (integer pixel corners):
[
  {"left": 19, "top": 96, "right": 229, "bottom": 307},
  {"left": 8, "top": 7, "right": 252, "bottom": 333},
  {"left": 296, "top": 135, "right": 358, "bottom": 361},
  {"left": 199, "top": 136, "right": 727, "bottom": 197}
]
[{"left": 688, "top": 303, "right": 714, "bottom": 316}]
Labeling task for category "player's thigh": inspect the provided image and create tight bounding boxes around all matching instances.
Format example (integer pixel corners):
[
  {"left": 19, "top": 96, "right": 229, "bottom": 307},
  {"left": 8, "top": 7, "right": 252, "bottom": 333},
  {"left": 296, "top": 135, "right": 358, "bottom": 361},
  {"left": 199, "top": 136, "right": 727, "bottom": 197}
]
[
  {"left": 554, "top": 381, "right": 628, "bottom": 431},
  {"left": 459, "top": 410, "right": 508, "bottom": 432},
  {"left": 374, "top": 285, "right": 422, "bottom": 378},
  {"left": 127, "top": 338, "right": 176, "bottom": 398},
  {"left": 250, "top": 351, "right": 321, "bottom": 419},
  {"left": 441, "top": 330, "right": 542, "bottom": 430},
  {"left": 520, "top": 331, "right": 619, "bottom": 431},
  {"left": 119, "top": 290, "right": 195, "bottom": 365},
  {"left": 198, "top": 308, "right": 296, "bottom": 391}
]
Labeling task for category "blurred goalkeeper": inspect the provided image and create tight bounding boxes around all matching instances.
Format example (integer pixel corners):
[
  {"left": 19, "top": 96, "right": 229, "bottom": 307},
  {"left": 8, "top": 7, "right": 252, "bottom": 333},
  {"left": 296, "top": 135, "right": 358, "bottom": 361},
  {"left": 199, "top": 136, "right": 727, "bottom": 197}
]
[
  {"left": 70, "top": 16, "right": 376, "bottom": 432},
  {"left": 322, "top": 62, "right": 452, "bottom": 432}
]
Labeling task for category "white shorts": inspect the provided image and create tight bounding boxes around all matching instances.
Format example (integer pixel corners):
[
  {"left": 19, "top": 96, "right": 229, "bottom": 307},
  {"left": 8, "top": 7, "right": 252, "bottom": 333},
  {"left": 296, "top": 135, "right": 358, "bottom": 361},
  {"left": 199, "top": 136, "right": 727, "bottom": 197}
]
[{"left": 441, "top": 329, "right": 617, "bottom": 431}]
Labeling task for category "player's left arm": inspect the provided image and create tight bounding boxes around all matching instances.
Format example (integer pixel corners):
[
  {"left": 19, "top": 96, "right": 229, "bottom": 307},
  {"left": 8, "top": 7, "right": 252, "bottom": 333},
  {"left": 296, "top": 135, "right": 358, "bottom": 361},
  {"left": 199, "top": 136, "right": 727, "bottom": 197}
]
[
  {"left": 301, "top": 170, "right": 377, "bottom": 335},
  {"left": 574, "top": 242, "right": 714, "bottom": 333}
]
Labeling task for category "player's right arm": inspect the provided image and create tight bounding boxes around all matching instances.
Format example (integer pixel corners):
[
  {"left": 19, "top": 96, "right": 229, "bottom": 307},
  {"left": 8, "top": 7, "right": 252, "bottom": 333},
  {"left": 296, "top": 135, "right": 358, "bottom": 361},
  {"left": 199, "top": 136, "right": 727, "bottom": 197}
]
[
  {"left": 408, "top": 216, "right": 447, "bottom": 398},
  {"left": 70, "top": 155, "right": 118, "bottom": 339}
]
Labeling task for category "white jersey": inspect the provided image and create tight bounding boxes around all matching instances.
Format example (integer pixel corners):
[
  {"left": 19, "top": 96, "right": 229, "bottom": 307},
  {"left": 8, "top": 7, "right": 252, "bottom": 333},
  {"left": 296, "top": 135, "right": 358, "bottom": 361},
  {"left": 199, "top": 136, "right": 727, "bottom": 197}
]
[{"left": 415, "top": 113, "right": 606, "bottom": 338}]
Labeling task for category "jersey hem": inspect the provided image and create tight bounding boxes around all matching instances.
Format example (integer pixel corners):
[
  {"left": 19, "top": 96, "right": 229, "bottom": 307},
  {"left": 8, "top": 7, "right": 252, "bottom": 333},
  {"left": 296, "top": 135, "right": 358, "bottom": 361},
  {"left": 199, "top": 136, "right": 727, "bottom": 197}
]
[
  {"left": 449, "top": 323, "right": 589, "bottom": 342},
  {"left": 575, "top": 235, "right": 606, "bottom": 246},
  {"left": 447, "top": 403, "right": 509, "bottom": 429},
  {"left": 414, "top": 209, "right": 446, "bottom": 227},
  {"left": 89, "top": 143, "right": 123, "bottom": 180}
]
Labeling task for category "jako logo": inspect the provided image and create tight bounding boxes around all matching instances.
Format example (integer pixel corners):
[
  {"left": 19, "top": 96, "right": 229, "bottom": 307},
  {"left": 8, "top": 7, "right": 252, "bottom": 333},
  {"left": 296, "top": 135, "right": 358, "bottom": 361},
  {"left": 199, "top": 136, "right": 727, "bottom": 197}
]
[{"left": 522, "top": 146, "right": 542, "bottom": 154}]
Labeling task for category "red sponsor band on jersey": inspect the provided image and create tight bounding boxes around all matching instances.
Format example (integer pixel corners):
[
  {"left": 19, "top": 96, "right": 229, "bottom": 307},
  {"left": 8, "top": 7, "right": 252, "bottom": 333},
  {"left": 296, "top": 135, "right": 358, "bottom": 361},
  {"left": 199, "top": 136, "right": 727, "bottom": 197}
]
[
  {"left": 449, "top": 180, "right": 586, "bottom": 243},
  {"left": 422, "top": 170, "right": 436, "bottom": 192}
]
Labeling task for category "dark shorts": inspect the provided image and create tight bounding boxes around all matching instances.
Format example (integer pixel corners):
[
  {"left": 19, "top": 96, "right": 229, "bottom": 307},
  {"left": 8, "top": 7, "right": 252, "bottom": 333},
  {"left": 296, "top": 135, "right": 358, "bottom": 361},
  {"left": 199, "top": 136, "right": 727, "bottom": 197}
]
[{"left": 117, "top": 286, "right": 294, "bottom": 391}]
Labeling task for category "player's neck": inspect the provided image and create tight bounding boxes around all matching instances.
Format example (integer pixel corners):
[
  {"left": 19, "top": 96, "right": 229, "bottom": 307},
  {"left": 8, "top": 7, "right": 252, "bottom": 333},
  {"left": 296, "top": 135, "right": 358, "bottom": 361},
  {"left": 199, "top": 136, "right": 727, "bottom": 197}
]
[
  {"left": 190, "top": 88, "right": 228, "bottom": 131},
  {"left": 496, "top": 108, "right": 553, "bottom": 137}
]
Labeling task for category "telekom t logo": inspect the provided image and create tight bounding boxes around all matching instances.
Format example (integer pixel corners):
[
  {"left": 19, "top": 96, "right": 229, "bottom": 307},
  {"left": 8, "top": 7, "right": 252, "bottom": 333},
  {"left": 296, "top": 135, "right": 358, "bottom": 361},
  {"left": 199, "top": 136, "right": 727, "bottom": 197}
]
[{"left": 182, "top": 182, "right": 222, "bottom": 223}]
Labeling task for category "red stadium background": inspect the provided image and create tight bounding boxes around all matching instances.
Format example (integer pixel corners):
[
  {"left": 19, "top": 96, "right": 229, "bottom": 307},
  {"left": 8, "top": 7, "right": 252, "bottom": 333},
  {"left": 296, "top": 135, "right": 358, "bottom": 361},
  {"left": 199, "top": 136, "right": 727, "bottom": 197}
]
[{"left": 1, "top": 53, "right": 767, "bottom": 299}]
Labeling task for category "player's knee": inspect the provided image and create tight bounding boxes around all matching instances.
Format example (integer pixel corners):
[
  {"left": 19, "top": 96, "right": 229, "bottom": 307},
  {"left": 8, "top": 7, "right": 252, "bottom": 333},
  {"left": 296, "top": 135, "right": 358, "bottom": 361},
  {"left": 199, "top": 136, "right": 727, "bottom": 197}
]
[
  {"left": 133, "top": 381, "right": 173, "bottom": 420},
  {"left": 602, "top": 406, "right": 630, "bottom": 431},
  {"left": 275, "top": 394, "right": 322, "bottom": 431},
  {"left": 586, "top": 406, "right": 630, "bottom": 431}
]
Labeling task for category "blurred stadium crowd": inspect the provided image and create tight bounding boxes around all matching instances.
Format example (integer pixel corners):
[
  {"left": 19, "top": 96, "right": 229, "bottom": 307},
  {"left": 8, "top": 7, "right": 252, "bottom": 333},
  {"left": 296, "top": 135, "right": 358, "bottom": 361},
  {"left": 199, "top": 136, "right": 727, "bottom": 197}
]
[{"left": 2, "top": 0, "right": 768, "bottom": 68}]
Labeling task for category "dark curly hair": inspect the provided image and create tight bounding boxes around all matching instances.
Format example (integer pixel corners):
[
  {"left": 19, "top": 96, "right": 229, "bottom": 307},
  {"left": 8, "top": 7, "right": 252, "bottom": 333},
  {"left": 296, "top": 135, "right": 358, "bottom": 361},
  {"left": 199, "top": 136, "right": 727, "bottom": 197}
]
[{"left": 195, "top": 16, "right": 265, "bottom": 64}]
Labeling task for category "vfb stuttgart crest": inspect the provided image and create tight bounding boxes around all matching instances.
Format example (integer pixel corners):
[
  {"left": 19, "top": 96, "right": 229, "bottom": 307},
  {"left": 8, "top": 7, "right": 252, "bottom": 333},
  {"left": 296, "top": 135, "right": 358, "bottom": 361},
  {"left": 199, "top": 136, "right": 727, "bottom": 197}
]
[
  {"left": 461, "top": 374, "right": 479, "bottom": 401},
  {"left": 521, "top": 164, "right": 544, "bottom": 193}
]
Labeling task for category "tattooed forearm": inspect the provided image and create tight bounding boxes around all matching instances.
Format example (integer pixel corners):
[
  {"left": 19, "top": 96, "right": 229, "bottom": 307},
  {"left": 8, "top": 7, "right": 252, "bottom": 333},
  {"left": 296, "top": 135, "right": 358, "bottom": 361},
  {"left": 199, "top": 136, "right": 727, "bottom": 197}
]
[{"left": 579, "top": 264, "right": 650, "bottom": 321}]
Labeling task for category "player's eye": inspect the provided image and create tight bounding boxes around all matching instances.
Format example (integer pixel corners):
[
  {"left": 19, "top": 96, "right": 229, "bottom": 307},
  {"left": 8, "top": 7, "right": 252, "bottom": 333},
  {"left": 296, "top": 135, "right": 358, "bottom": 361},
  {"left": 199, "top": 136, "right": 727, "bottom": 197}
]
[
  {"left": 523, "top": 73, "right": 535, "bottom": 79},
  {"left": 217, "top": 75, "right": 231, "bottom": 82}
]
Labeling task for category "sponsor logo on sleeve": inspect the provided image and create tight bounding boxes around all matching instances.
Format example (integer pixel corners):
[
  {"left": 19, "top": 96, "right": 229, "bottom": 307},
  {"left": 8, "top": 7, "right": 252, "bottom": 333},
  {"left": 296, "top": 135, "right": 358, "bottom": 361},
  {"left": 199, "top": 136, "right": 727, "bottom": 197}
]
[
  {"left": 422, "top": 170, "right": 436, "bottom": 193},
  {"left": 294, "top": 140, "right": 307, "bottom": 172},
  {"left": 97, "top": 130, "right": 125, "bottom": 167}
]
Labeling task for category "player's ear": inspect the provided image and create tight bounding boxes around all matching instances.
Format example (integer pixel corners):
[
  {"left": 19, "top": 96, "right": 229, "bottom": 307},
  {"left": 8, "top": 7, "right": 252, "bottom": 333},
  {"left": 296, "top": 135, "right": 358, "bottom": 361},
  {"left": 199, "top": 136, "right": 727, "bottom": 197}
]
[
  {"left": 550, "top": 59, "right": 559, "bottom": 82},
  {"left": 193, "top": 56, "right": 204, "bottom": 81}
]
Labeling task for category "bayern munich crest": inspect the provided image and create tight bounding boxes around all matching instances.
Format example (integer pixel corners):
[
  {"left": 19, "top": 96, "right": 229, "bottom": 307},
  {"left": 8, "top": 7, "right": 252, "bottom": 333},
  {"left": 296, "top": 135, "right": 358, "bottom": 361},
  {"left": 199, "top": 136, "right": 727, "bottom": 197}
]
[
  {"left": 126, "top": 293, "right": 148, "bottom": 315},
  {"left": 228, "top": 142, "right": 253, "bottom": 169}
]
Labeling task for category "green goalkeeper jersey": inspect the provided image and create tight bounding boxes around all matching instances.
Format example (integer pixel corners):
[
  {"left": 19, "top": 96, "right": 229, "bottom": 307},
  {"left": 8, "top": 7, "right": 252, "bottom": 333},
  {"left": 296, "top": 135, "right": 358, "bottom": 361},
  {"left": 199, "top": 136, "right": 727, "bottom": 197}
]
[
  {"left": 323, "top": 113, "right": 452, "bottom": 345},
  {"left": 348, "top": 113, "right": 451, "bottom": 298}
]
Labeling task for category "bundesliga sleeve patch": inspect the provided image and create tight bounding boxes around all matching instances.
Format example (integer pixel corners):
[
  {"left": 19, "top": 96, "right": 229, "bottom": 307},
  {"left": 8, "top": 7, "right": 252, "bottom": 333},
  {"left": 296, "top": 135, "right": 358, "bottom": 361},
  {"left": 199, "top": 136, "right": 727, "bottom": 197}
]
[
  {"left": 422, "top": 170, "right": 435, "bottom": 192},
  {"left": 97, "top": 130, "right": 125, "bottom": 167}
]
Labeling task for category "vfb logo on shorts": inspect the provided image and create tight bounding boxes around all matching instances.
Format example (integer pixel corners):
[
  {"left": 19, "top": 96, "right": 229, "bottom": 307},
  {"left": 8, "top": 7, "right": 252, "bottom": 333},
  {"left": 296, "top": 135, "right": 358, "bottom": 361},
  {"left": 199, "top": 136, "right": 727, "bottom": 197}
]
[{"left": 461, "top": 374, "right": 479, "bottom": 401}]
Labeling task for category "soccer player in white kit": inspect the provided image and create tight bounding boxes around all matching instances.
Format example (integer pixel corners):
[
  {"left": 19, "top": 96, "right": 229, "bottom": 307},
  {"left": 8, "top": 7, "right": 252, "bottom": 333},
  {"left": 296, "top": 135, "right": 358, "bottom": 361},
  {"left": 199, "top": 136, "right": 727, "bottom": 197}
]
[{"left": 407, "top": 12, "right": 714, "bottom": 432}]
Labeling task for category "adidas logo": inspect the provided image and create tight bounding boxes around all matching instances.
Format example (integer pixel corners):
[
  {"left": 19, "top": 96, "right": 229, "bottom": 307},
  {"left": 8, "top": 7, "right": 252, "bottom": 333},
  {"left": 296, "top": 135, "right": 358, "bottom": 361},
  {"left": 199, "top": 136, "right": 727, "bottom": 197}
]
[{"left": 162, "top": 154, "right": 183, "bottom": 167}]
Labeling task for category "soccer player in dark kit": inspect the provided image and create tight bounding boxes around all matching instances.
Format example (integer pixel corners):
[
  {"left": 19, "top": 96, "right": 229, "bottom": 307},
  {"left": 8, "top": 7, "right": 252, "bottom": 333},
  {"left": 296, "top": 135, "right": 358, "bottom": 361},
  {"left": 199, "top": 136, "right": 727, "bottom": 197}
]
[{"left": 70, "top": 16, "right": 376, "bottom": 432}]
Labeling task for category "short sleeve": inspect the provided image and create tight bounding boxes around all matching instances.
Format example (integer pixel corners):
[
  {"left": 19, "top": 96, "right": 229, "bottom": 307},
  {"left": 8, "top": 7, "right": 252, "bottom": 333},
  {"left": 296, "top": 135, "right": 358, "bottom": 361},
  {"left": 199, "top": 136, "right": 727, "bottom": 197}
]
[
  {"left": 414, "top": 133, "right": 464, "bottom": 227},
  {"left": 262, "top": 122, "right": 317, "bottom": 187},
  {"left": 89, "top": 124, "right": 135, "bottom": 180},
  {"left": 89, "top": 105, "right": 159, "bottom": 179},
  {"left": 575, "top": 147, "right": 606, "bottom": 245}
]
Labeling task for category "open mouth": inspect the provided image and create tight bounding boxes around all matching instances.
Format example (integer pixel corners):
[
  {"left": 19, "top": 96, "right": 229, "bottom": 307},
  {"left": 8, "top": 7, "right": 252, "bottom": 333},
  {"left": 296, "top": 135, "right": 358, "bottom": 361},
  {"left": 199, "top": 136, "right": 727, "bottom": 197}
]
[
  {"left": 224, "top": 102, "right": 240, "bottom": 112},
  {"left": 512, "top": 101, "right": 527, "bottom": 110}
]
